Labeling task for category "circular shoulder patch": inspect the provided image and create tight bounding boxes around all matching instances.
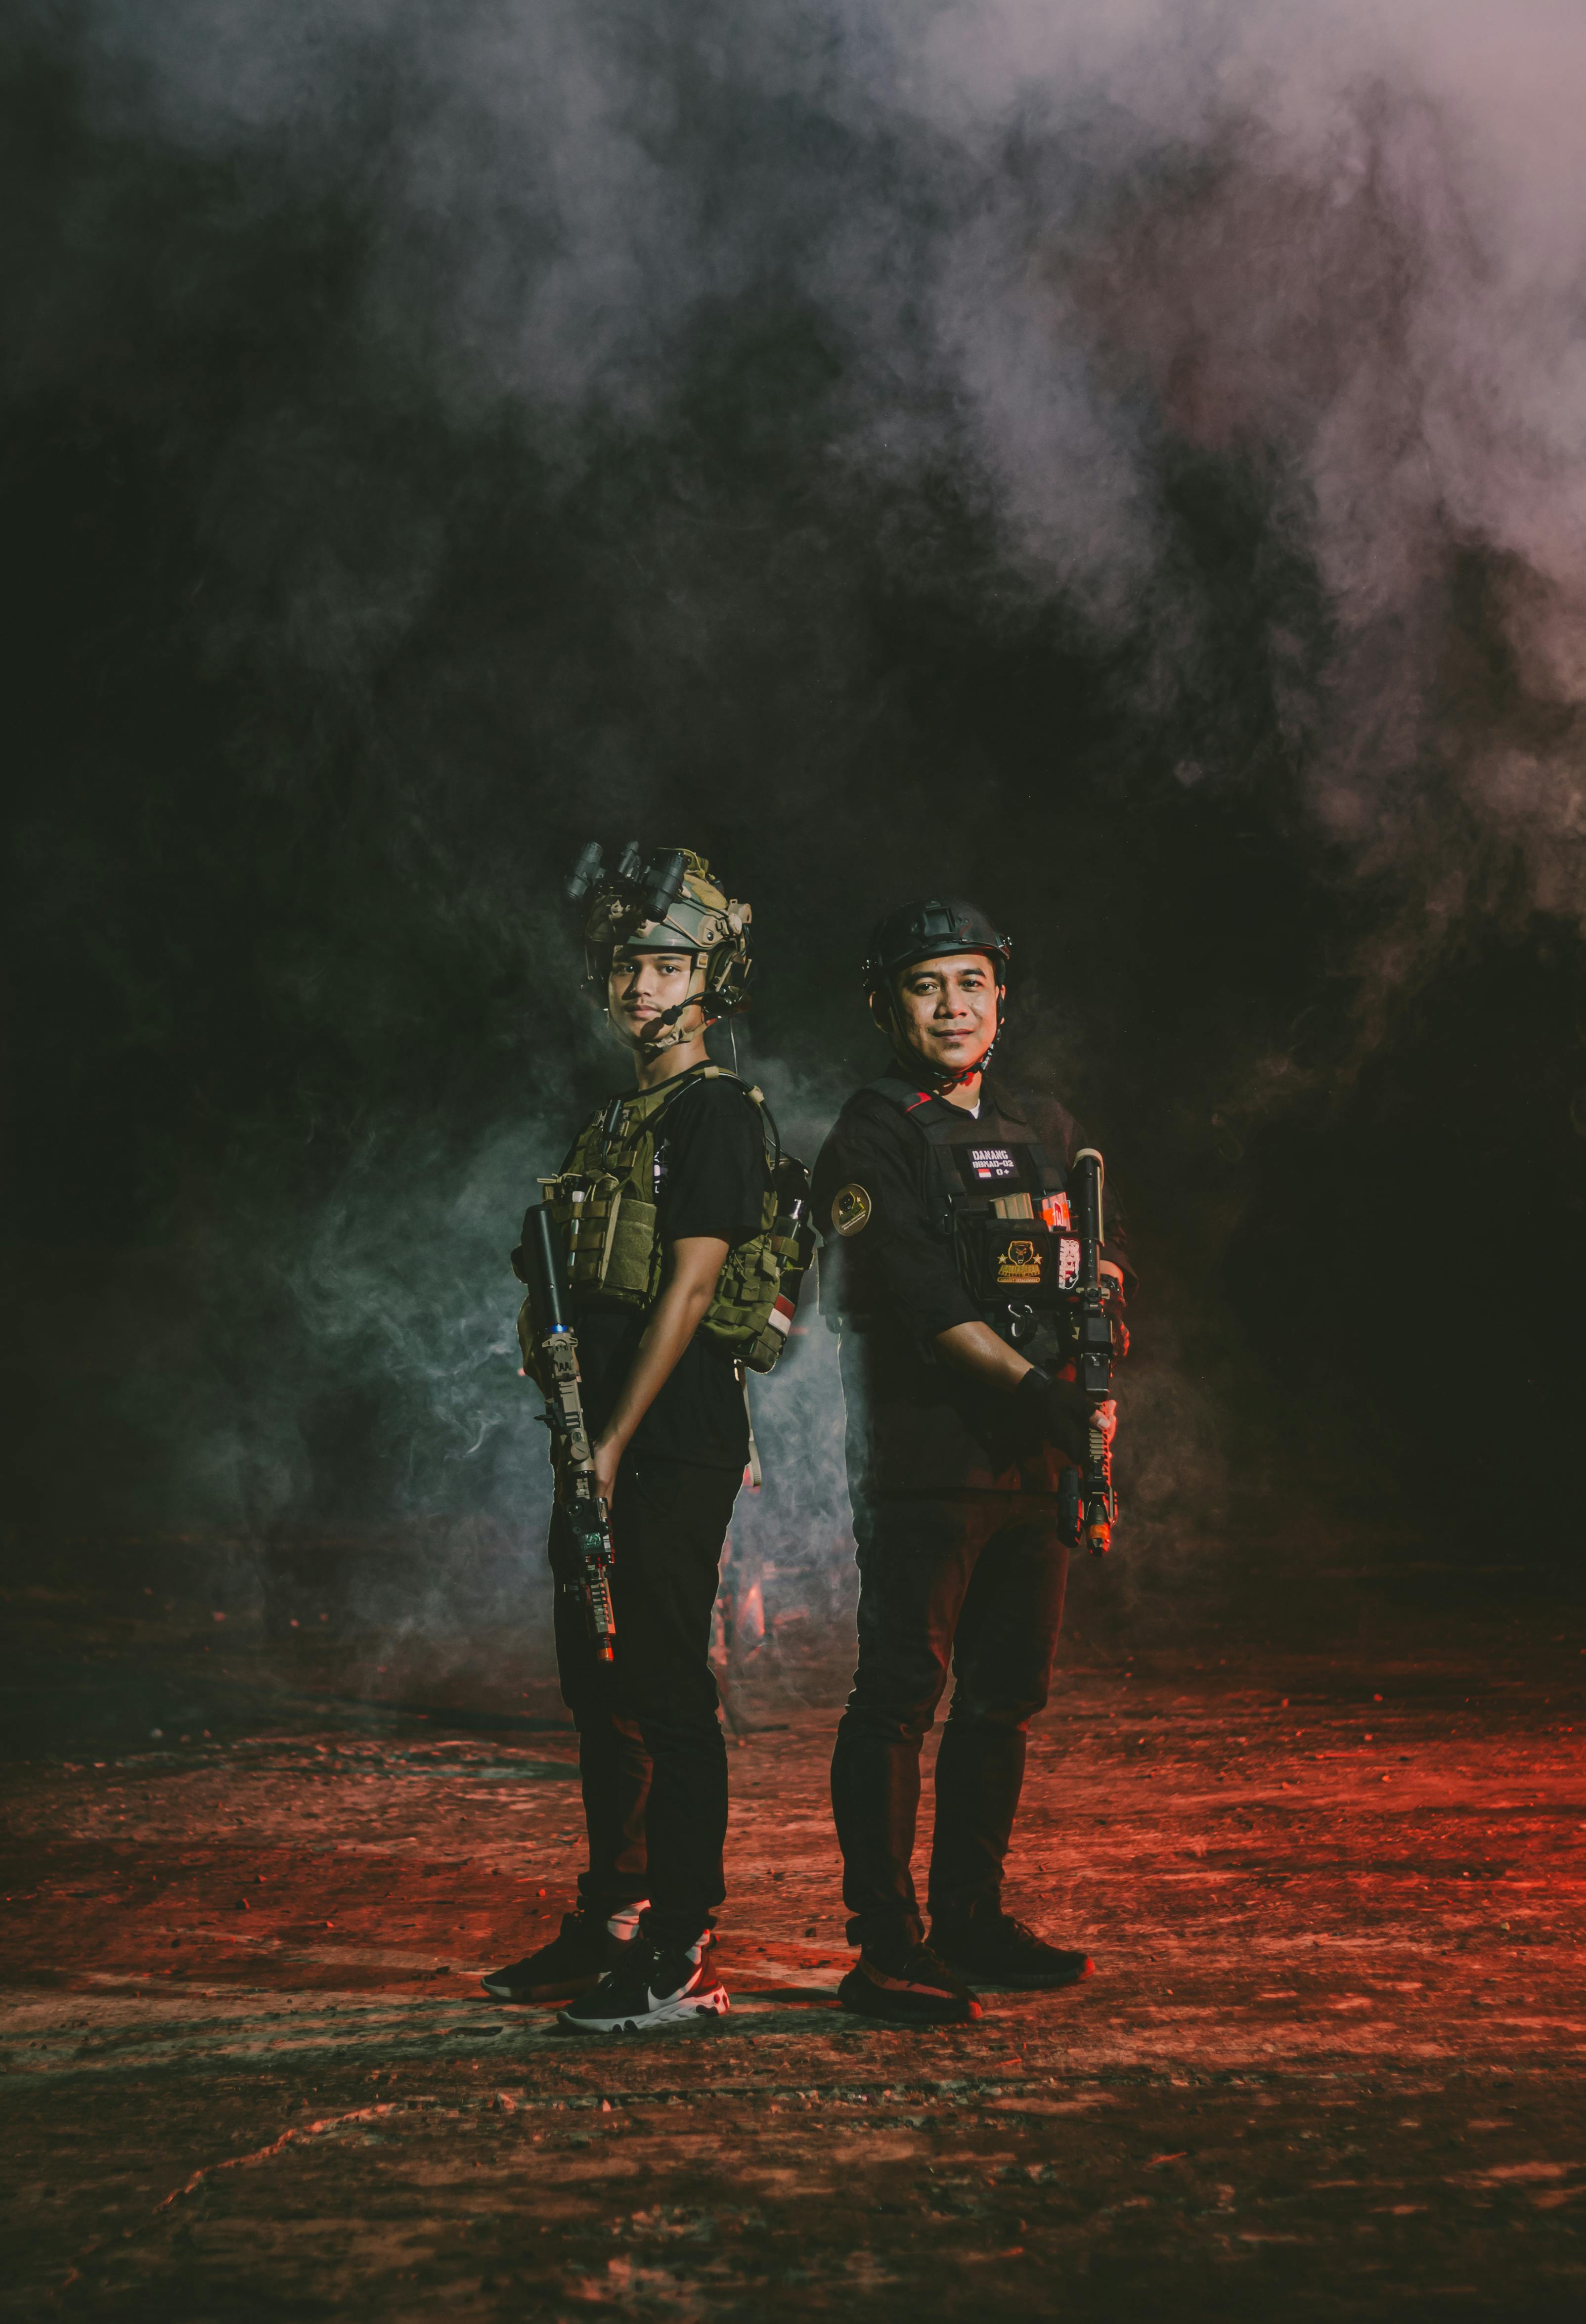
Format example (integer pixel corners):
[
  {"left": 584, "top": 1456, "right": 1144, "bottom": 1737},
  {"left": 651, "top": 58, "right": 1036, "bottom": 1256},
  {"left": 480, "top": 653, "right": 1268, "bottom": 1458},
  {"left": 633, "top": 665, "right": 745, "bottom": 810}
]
[{"left": 831, "top": 1182, "right": 873, "bottom": 1237}]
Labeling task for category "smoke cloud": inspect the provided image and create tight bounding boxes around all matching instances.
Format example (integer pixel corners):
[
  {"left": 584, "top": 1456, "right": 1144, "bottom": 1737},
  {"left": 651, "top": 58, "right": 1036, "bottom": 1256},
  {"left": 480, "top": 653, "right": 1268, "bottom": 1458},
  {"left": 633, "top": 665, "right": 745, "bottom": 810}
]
[
  {"left": 60, "top": 0, "right": 1586, "bottom": 918},
  {"left": 6, "top": 0, "right": 1585, "bottom": 1591}
]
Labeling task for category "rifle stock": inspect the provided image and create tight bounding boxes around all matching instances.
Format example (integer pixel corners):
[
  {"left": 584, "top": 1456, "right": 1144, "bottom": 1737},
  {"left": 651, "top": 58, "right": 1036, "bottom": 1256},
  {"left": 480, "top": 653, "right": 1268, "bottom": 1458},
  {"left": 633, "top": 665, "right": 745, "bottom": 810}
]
[{"left": 521, "top": 1203, "right": 617, "bottom": 1662}]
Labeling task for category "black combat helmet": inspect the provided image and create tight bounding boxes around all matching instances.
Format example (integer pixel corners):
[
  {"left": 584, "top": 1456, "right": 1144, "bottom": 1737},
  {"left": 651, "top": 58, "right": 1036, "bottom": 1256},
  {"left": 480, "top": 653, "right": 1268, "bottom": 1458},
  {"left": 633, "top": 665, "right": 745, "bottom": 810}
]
[{"left": 861, "top": 897, "right": 1014, "bottom": 995}]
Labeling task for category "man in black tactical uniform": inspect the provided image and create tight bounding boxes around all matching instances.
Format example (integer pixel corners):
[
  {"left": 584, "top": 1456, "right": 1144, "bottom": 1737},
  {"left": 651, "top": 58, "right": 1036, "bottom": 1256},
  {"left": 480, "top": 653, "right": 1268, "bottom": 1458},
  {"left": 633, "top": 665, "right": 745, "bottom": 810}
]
[
  {"left": 483, "top": 851, "right": 769, "bottom": 2032},
  {"left": 813, "top": 897, "right": 1131, "bottom": 2024}
]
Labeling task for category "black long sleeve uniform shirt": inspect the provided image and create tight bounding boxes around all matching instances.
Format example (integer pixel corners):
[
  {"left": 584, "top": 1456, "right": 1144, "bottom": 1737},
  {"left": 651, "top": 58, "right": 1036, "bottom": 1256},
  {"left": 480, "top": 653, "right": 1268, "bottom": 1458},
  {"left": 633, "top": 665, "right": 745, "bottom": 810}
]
[{"left": 811, "top": 1074, "right": 1131, "bottom": 1501}]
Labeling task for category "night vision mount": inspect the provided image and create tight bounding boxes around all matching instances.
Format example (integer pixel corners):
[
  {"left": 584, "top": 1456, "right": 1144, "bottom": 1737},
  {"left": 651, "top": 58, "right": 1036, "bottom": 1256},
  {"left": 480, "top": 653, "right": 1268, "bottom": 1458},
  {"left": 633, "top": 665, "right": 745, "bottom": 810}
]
[{"left": 567, "top": 839, "right": 688, "bottom": 928}]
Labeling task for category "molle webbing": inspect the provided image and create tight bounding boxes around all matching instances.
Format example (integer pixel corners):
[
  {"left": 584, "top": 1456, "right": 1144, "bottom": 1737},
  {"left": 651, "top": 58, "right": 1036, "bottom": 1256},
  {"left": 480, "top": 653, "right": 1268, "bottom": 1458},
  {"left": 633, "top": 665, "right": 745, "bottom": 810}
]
[
  {"left": 540, "top": 1065, "right": 738, "bottom": 1308},
  {"left": 519, "top": 1065, "right": 813, "bottom": 1380}
]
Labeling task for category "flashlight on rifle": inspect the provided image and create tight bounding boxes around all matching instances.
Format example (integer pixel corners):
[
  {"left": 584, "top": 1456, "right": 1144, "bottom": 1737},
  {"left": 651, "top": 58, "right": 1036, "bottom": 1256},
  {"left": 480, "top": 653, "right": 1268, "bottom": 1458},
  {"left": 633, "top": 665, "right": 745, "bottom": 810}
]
[
  {"left": 1067, "top": 1148, "right": 1118, "bottom": 1558},
  {"left": 520, "top": 1203, "right": 617, "bottom": 1661}
]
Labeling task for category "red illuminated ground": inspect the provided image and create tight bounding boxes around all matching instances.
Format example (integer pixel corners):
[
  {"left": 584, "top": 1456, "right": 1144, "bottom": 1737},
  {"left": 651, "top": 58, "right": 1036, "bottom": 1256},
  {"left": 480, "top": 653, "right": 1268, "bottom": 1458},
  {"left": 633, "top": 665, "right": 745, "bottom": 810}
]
[{"left": 3, "top": 1547, "right": 1585, "bottom": 2319}]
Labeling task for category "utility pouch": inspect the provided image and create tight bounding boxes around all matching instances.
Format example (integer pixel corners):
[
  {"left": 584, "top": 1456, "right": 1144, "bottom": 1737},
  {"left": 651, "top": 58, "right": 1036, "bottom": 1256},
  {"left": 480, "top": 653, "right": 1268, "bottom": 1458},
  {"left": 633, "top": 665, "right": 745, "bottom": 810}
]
[
  {"left": 536, "top": 1169, "right": 663, "bottom": 1305},
  {"left": 512, "top": 1167, "right": 661, "bottom": 1395},
  {"left": 705, "top": 1154, "right": 817, "bottom": 1374},
  {"left": 953, "top": 1214, "right": 1082, "bottom": 1308}
]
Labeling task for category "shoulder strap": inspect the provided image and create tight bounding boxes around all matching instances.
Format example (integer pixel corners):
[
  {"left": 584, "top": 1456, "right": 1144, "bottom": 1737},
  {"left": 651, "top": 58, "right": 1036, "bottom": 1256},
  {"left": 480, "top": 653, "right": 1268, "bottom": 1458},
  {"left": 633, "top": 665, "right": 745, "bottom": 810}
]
[
  {"left": 856, "top": 1076, "right": 969, "bottom": 1229},
  {"left": 862, "top": 1073, "right": 960, "bottom": 1140},
  {"left": 647, "top": 1062, "right": 771, "bottom": 1127},
  {"left": 560, "top": 1099, "right": 608, "bottom": 1174},
  {"left": 593, "top": 1062, "right": 729, "bottom": 1149},
  {"left": 642, "top": 1061, "right": 724, "bottom": 1126},
  {"left": 861, "top": 1073, "right": 1065, "bottom": 1191},
  {"left": 634, "top": 1063, "right": 778, "bottom": 1183}
]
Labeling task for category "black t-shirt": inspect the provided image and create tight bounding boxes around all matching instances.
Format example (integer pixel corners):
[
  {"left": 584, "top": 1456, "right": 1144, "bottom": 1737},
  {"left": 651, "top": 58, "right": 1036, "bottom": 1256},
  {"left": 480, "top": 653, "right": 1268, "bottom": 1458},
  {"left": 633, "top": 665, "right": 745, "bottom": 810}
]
[
  {"left": 812, "top": 1075, "right": 1131, "bottom": 1499},
  {"left": 573, "top": 1075, "right": 767, "bottom": 1473}
]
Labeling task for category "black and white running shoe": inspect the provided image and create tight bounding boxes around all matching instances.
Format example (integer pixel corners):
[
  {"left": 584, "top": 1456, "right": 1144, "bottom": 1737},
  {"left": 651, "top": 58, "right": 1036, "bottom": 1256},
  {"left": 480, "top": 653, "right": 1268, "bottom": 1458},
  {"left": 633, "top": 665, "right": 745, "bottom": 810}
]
[
  {"left": 557, "top": 1935, "right": 730, "bottom": 2034},
  {"left": 482, "top": 1901, "right": 646, "bottom": 2004}
]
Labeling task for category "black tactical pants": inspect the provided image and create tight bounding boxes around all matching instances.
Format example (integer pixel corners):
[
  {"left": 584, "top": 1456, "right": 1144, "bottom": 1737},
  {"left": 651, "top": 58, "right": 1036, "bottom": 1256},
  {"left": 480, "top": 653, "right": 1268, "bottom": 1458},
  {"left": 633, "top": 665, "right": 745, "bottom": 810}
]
[
  {"left": 830, "top": 1495, "right": 1069, "bottom": 1950},
  {"left": 551, "top": 1453, "right": 740, "bottom": 1952}
]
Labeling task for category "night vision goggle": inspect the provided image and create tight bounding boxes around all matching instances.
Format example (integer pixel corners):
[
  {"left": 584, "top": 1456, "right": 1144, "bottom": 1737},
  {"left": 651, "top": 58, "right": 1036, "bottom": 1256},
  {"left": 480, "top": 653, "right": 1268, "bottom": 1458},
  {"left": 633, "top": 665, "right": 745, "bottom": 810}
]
[{"left": 567, "top": 839, "right": 689, "bottom": 929}]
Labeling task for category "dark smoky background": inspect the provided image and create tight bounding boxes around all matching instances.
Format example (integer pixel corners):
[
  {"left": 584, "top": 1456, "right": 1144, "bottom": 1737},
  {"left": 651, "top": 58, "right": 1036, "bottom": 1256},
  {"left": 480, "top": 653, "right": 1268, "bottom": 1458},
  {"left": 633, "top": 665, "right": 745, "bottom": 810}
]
[{"left": 4, "top": 1, "right": 1585, "bottom": 1647}]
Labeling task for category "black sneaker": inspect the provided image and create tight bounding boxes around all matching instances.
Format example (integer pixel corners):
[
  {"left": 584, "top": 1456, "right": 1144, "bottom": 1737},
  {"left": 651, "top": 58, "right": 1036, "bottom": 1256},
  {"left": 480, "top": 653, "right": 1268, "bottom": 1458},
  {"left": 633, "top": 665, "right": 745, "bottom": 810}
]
[
  {"left": 837, "top": 1940, "right": 982, "bottom": 2025},
  {"left": 481, "top": 1905, "right": 642, "bottom": 2003},
  {"left": 557, "top": 1936, "right": 730, "bottom": 2034},
  {"left": 931, "top": 1908, "right": 1093, "bottom": 1991}
]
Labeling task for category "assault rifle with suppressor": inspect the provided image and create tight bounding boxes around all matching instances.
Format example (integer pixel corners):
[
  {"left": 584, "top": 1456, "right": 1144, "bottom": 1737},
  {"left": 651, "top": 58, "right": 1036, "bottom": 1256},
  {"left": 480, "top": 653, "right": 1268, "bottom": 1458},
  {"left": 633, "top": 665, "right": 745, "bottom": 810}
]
[
  {"left": 519, "top": 1202, "right": 617, "bottom": 1661},
  {"left": 1059, "top": 1148, "right": 1119, "bottom": 1558}
]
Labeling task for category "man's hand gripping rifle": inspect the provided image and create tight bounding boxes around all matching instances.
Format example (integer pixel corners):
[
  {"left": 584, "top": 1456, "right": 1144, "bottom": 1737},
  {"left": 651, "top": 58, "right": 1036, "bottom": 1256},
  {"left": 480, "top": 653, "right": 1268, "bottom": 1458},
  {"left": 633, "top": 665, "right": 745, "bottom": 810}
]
[
  {"left": 1066, "top": 1149, "right": 1119, "bottom": 1558},
  {"left": 521, "top": 1203, "right": 617, "bottom": 1663}
]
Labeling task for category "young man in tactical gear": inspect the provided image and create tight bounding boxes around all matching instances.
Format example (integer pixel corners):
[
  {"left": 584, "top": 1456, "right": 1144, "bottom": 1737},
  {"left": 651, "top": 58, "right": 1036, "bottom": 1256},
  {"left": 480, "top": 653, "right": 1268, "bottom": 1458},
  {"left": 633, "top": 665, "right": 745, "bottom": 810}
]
[
  {"left": 484, "top": 851, "right": 768, "bottom": 2032},
  {"left": 813, "top": 897, "right": 1132, "bottom": 2025}
]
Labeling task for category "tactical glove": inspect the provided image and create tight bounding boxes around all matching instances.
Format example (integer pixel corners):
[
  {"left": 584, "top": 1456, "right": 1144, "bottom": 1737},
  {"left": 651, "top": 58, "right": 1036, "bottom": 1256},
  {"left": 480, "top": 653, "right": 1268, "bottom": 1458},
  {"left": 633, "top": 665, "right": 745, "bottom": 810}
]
[{"left": 1012, "top": 1366, "right": 1094, "bottom": 1465}]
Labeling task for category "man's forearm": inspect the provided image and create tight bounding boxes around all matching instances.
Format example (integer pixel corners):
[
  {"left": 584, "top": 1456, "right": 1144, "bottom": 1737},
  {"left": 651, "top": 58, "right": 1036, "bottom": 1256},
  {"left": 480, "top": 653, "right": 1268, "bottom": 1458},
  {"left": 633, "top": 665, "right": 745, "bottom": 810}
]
[
  {"left": 935, "top": 1317, "right": 1117, "bottom": 1458},
  {"left": 593, "top": 1227, "right": 730, "bottom": 1459},
  {"left": 600, "top": 1260, "right": 723, "bottom": 1458},
  {"left": 933, "top": 1318, "right": 1036, "bottom": 1393}
]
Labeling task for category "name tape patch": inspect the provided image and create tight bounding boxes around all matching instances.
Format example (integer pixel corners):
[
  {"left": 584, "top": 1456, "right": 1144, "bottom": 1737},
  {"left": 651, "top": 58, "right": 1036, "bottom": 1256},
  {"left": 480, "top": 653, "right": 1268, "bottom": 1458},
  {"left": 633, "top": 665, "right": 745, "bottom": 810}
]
[
  {"left": 969, "top": 1145, "right": 1018, "bottom": 1180},
  {"left": 954, "top": 1144, "right": 1031, "bottom": 1189}
]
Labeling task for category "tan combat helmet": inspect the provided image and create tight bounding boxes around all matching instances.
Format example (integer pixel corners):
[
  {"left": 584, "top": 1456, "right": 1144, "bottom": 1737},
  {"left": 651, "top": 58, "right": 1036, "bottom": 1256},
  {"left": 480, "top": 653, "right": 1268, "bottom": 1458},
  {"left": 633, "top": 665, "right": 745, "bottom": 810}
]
[{"left": 568, "top": 841, "right": 753, "bottom": 1030}]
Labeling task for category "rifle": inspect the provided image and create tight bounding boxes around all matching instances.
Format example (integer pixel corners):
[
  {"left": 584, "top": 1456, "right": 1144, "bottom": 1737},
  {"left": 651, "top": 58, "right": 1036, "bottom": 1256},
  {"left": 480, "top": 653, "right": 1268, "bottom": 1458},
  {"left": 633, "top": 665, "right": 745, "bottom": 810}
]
[
  {"left": 1065, "top": 1149, "right": 1118, "bottom": 1558},
  {"left": 520, "top": 1202, "right": 617, "bottom": 1662}
]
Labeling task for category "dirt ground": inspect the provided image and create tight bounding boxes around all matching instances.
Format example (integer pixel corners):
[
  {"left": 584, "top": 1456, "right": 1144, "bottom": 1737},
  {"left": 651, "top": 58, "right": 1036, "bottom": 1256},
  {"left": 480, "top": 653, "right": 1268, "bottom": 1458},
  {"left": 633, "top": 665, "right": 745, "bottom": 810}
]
[{"left": 3, "top": 1538, "right": 1585, "bottom": 2321}]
